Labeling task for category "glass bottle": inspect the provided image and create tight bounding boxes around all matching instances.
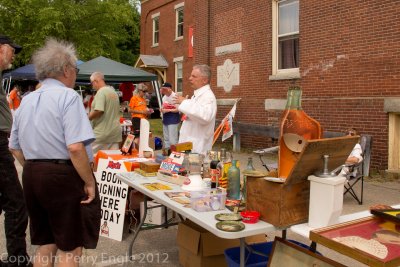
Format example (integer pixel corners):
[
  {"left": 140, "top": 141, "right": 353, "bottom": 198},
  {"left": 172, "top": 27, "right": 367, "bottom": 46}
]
[
  {"left": 217, "top": 148, "right": 231, "bottom": 189},
  {"left": 202, "top": 150, "right": 212, "bottom": 179},
  {"left": 246, "top": 157, "right": 255, "bottom": 171},
  {"left": 210, "top": 152, "right": 220, "bottom": 188},
  {"left": 242, "top": 157, "right": 255, "bottom": 202},
  {"left": 278, "top": 86, "right": 322, "bottom": 179},
  {"left": 227, "top": 160, "right": 240, "bottom": 200}
]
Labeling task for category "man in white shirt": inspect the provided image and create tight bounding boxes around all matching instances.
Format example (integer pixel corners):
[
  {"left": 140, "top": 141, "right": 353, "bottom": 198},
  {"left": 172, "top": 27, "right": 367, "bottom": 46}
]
[{"left": 174, "top": 65, "right": 217, "bottom": 155}]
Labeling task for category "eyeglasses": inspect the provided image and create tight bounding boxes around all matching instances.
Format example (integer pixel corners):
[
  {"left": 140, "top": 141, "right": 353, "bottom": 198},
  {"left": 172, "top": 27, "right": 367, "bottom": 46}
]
[{"left": 75, "top": 67, "right": 79, "bottom": 74}]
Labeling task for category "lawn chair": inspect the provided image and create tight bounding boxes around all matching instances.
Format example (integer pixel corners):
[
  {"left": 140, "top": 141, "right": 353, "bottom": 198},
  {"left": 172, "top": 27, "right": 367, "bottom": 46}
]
[
  {"left": 343, "top": 134, "right": 372, "bottom": 205},
  {"left": 253, "top": 146, "right": 279, "bottom": 171}
]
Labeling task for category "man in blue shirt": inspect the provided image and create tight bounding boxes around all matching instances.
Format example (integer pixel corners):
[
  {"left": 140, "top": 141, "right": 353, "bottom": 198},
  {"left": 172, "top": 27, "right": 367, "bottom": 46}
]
[
  {"left": 9, "top": 38, "right": 101, "bottom": 267},
  {"left": 160, "top": 82, "right": 180, "bottom": 153}
]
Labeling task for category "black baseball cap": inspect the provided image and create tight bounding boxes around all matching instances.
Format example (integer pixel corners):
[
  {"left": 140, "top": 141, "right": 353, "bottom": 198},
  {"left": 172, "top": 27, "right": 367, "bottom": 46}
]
[
  {"left": 161, "top": 82, "right": 172, "bottom": 88},
  {"left": 0, "top": 35, "right": 22, "bottom": 54}
]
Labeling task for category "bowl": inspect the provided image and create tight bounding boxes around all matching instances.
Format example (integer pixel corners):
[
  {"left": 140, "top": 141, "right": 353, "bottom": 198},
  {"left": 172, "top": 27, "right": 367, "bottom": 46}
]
[{"left": 240, "top": 211, "right": 260, "bottom": 224}]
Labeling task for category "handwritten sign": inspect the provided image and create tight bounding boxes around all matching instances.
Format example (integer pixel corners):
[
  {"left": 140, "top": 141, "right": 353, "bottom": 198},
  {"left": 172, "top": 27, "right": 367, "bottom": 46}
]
[{"left": 95, "top": 158, "right": 129, "bottom": 241}]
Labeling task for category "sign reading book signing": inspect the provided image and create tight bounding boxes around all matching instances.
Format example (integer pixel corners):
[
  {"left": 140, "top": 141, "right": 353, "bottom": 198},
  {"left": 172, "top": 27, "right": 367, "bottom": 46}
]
[{"left": 95, "top": 158, "right": 129, "bottom": 241}]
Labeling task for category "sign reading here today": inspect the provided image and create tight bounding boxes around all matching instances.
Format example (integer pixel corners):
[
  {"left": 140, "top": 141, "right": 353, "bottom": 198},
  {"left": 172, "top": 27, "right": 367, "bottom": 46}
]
[{"left": 95, "top": 158, "right": 128, "bottom": 242}]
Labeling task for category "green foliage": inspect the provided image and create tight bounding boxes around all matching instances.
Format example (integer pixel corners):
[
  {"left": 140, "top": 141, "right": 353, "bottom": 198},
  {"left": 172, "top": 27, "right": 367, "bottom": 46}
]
[{"left": 0, "top": 0, "right": 141, "bottom": 67}]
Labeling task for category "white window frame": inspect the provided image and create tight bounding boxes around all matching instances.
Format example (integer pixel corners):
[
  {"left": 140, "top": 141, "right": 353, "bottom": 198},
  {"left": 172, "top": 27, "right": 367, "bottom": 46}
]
[
  {"left": 175, "top": 3, "right": 184, "bottom": 40},
  {"left": 174, "top": 56, "right": 183, "bottom": 93},
  {"left": 270, "top": 0, "right": 300, "bottom": 80},
  {"left": 152, "top": 12, "right": 160, "bottom": 47}
]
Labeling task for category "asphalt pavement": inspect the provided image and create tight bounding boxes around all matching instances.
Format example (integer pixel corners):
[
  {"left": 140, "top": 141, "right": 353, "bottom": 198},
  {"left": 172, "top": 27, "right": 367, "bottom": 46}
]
[{"left": 1, "top": 151, "right": 399, "bottom": 266}]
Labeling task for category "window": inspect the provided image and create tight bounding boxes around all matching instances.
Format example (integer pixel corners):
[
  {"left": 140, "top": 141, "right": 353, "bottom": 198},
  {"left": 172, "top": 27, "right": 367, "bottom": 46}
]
[
  {"left": 152, "top": 13, "right": 160, "bottom": 46},
  {"left": 174, "top": 57, "right": 183, "bottom": 93},
  {"left": 175, "top": 6, "right": 184, "bottom": 40},
  {"left": 271, "top": 0, "right": 300, "bottom": 80}
]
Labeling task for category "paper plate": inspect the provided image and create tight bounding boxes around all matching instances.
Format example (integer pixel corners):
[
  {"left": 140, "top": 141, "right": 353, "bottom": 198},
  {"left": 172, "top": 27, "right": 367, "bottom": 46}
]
[
  {"left": 215, "top": 213, "right": 242, "bottom": 221},
  {"left": 216, "top": 221, "right": 245, "bottom": 232}
]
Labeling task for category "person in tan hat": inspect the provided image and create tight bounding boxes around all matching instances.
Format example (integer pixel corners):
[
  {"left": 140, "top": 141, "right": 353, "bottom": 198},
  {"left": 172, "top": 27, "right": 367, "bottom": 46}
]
[
  {"left": 0, "top": 35, "right": 31, "bottom": 267},
  {"left": 128, "top": 83, "right": 153, "bottom": 135}
]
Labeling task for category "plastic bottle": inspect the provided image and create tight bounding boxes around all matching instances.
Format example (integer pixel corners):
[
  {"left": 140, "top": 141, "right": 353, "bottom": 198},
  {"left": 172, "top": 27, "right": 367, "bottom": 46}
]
[
  {"left": 227, "top": 160, "right": 240, "bottom": 200},
  {"left": 278, "top": 86, "right": 322, "bottom": 179}
]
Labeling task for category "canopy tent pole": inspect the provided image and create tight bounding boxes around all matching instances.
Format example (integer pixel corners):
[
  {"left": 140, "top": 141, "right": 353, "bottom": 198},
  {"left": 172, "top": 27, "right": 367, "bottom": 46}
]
[{"left": 152, "top": 80, "right": 163, "bottom": 119}]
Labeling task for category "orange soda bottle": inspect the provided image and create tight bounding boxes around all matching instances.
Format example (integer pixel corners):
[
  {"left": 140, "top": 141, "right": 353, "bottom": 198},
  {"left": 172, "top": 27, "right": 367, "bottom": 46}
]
[{"left": 278, "top": 86, "right": 322, "bottom": 179}]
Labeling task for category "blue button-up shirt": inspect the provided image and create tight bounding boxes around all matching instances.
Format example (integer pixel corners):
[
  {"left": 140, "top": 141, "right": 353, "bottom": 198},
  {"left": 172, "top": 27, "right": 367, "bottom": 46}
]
[{"left": 9, "top": 78, "right": 95, "bottom": 160}]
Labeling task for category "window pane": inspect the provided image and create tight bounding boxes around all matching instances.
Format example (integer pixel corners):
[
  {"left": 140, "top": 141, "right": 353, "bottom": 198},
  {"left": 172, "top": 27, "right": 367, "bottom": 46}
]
[
  {"left": 154, "top": 32, "right": 159, "bottom": 44},
  {"left": 177, "top": 78, "right": 183, "bottom": 92},
  {"left": 178, "top": 24, "right": 184, "bottom": 37},
  {"left": 176, "top": 62, "right": 183, "bottom": 92},
  {"left": 278, "top": 36, "right": 299, "bottom": 69},
  {"left": 177, "top": 8, "right": 184, "bottom": 37},
  {"left": 154, "top": 18, "right": 159, "bottom": 31},
  {"left": 178, "top": 9, "right": 184, "bottom": 23},
  {"left": 278, "top": 0, "right": 299, "bottom": 35}
]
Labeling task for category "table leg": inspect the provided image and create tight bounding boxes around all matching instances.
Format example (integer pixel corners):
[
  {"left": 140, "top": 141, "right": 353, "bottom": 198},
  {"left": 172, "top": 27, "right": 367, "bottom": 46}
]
[
  {"left": 240, "top": 238, "right": 245, "bottom": 267},
  {"left": 128, "top": 195, "right": 149, "bottom": 259}
]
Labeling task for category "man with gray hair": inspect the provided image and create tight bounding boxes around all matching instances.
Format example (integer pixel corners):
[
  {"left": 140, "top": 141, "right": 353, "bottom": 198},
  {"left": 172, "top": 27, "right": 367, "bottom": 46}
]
[
  {"left": 88, "top": 71, "right": 122, "bottom": 153},
  {"left": 174, "top": 64, "right": 217, "bottom": 155},
  {"left": 9, "top": 38, "right": 101, "bottom": 267},
  {"left": 0, "top": 35, "right": 31, "bottom": 267}
]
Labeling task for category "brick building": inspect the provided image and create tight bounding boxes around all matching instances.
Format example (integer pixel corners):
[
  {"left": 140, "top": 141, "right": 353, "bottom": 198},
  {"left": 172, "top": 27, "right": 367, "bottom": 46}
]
[{"left": 139, "top": 0, "right": 400, "bottom": 172}]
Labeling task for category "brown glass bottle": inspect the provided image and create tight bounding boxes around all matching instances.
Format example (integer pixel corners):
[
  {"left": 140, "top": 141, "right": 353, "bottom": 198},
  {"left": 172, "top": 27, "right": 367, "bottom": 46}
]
[{"left": 278, "top": 86, "right": 322, "bottom": 179}]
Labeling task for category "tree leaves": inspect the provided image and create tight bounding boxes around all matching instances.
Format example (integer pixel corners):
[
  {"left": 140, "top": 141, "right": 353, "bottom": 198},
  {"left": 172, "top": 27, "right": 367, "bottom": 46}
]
[{"left": 0, "top": 0, "right": 140, "bottom": 67}]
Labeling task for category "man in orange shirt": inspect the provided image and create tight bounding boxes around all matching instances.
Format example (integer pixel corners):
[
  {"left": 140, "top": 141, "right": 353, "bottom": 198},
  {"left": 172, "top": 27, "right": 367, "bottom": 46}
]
[
  {"left": 8, "top": 84, "right": 21, "bottom": 114},
  {"left": 128, "top": 83, "right": 152, "bottom": 135}
]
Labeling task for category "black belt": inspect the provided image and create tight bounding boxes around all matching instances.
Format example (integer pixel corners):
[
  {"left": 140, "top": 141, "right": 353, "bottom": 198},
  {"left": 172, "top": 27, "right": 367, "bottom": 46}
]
[
  {"left": 26, "top": 159, "right": 73, "bottom": 165},
  {"left": 0, "top": 131, "right": 10, "bottom": 138}
]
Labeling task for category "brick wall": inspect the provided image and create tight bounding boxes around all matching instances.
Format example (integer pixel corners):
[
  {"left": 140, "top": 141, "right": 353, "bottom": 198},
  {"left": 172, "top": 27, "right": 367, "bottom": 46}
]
[
  {"left": 141, "top": 0, "right": 400, "bottom": 171},
  {"left": 140, "top": 0, "right": 194, "bottom": 90},
  {"left": 193, "top": 0, "right": 400, "bottom": 171}
]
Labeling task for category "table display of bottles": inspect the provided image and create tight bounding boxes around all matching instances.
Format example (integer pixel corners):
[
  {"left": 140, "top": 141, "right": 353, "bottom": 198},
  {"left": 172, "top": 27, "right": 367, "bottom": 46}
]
[{"left": 278, "top": 86, "right": 322, "bottom": 179}]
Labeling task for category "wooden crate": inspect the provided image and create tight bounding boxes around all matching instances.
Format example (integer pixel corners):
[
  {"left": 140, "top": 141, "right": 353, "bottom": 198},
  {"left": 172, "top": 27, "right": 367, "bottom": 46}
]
[{"left": 246, "top": 136, "right": 359, "bottom": 228}]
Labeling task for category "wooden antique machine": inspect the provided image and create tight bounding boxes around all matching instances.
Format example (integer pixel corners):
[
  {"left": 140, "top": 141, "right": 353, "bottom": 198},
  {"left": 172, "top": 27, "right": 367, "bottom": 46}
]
[{"left": 246, "top": 136, "right": 359, "bottom": 228}]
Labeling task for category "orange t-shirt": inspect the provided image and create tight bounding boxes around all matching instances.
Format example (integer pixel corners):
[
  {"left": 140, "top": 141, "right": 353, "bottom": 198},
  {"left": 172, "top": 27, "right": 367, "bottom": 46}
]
[
  {"left": 8, "top": 88, "right": 21, "bottom": 110},
  {"left": 129, "top": 95, "right": 147, "bottom": 119}
]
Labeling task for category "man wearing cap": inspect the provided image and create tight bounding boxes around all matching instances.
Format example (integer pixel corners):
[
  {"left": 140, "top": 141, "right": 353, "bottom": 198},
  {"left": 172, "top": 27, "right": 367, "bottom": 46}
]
[
  {"left": 129, "top": 83, "right": 153, "bottom": 135},
  {"left": 174, "top": 64, "right": 217, "bottom": 155},
  {"left": 160, "top": 82, "right": 180, "bottom": 153},
  {"left": 88, "top": 71, "right": 122, "bottom": 154},
  {"left": 0, "top": 35, "right": 31, "bottom": 267}
]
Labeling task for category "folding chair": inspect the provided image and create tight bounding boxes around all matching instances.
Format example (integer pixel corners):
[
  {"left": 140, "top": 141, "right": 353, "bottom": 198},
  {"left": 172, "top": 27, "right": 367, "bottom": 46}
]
[
  {"left": 343, "top": 135, "right": 372, "bottom": 205},
  {"left": 253, "top": 146, "right": 279, "bottom": 171}
]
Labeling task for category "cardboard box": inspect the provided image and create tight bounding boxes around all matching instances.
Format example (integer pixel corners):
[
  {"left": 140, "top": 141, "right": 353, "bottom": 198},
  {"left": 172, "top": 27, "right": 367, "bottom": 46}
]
[
  {"left": 177, "top": 220, "right": 266, "bottom": 267},
  {"left": 246, "top": 136, "right": 359, "bottom": 228},
  {"left": 139, "top": 161, "right": 160, "bottom": 173},
  {"left": 140, "top": 200, "right": 173, "bottom": 226}
]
